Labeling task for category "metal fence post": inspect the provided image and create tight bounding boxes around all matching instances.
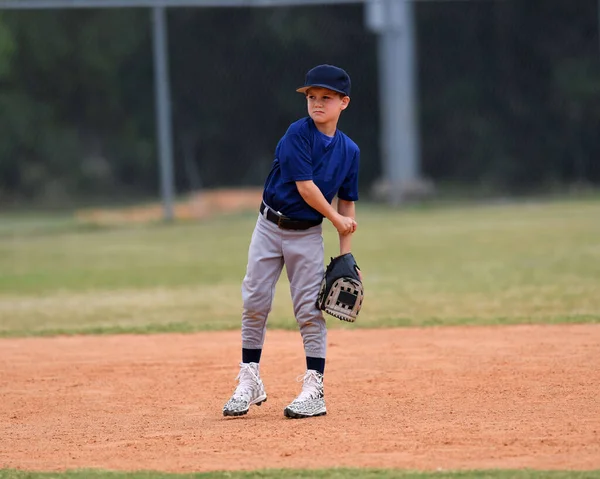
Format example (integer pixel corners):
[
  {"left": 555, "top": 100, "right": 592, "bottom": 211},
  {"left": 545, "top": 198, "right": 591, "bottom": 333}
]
[
  {"left": 366, "top": 0, "right": 422, "bottom": 204},
  {"left": 152, "top": 5, "right": 175, "bottom": 221}
]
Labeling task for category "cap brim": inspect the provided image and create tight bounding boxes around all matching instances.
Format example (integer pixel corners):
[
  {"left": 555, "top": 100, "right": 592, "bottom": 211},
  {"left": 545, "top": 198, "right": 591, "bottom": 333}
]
[{"left": 296, "top": 84, "right": 348, "bottom": 96}]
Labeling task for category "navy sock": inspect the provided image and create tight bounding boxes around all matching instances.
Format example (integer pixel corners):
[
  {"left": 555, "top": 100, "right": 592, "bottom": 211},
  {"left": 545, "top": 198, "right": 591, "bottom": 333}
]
[
  {"left": 242, "top": 348, "right": 262, "bottom": 364},
  {"left": 306, "top": 357, "right": 325, "bottom": 375}
]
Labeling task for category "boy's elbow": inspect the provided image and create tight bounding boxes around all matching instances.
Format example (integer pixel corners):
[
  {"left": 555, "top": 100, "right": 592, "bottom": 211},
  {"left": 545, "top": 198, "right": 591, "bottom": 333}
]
[{"left": 295, "top": 180, "right": 314, "bottom": 198}]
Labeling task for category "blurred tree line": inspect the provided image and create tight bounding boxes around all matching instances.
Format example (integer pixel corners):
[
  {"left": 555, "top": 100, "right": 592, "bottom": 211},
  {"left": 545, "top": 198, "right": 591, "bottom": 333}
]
[{"left": 0, "top": 0, "right": 599, "bottom": 205}]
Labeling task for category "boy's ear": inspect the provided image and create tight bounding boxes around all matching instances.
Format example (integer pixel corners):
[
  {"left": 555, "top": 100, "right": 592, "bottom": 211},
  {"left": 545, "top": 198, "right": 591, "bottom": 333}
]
[{"left": 340, "top": 96, "right": 350, "bottom": 110}]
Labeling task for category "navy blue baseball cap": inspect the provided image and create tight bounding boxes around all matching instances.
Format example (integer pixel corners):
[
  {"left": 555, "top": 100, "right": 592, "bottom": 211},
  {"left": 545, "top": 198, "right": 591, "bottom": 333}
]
[{"left": 296, "top": 64, "right": 351, "bottom": 97}]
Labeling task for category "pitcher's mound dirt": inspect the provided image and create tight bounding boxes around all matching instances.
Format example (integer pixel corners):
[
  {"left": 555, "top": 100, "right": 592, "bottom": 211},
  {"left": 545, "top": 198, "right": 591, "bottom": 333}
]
[{"left": 1, "top": 324, "right": 599, "bottom": 473}]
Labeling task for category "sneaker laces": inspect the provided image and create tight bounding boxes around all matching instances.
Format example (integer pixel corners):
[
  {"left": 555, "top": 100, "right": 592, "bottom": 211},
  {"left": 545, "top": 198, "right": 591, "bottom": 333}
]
[
  {"left": 232, "top": 362, "right": 260, "bottom": 401},
  {"left": 294, "top": 370, "right": 323, "bottom": 402}
]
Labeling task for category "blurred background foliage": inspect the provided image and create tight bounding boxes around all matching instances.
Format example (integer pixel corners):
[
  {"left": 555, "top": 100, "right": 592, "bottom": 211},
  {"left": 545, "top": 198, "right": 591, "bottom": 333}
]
[{"left": 0, "top": 0, "right": 599, "bottom": 207}]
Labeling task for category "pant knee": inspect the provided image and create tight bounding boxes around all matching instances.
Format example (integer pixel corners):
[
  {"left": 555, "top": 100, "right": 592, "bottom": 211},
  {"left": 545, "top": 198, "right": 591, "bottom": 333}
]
[{"left": 242, "top": 281, "right": 275, "bottom": 315}]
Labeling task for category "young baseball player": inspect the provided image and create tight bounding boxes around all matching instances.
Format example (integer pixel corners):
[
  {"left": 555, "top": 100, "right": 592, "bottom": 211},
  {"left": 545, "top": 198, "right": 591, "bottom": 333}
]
[{"left": 223, "top": 64, "right": 360, "bottom": 419}]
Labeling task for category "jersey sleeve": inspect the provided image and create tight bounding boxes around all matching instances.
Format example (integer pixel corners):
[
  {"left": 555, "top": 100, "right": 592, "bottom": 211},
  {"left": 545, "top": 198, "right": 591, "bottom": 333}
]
[
  {"left": 278, "top": 133, "right": 313, "bottom": 182},
  {"left": 337, "top": 149, "right": 360, "bottom": 201}
]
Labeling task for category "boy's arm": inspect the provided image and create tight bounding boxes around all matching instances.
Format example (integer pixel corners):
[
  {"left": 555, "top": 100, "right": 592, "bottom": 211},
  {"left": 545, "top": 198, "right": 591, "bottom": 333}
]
[
  {"left": 296, "top": 180, "right": 356, "bottom": 235},
  {"left": 337, "top": 198, "right": 363, "bottom": 281},
  {"left": 337, "top": 199, "right": 355, "bottom": 255}
]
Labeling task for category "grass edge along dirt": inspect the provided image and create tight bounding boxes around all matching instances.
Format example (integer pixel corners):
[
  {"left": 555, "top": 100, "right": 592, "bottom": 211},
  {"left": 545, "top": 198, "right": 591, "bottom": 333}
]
[
  {"left": 1, "top": 469, "right": 600, "bottom": 479},
  {"left": 1, "top": 314, "right": 599, "bottom": 339}
]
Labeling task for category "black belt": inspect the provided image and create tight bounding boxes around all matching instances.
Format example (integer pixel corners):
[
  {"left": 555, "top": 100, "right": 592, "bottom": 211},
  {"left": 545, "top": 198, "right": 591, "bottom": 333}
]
[{"left": 260, "top": 202, "right": 322, "bottom": 230}]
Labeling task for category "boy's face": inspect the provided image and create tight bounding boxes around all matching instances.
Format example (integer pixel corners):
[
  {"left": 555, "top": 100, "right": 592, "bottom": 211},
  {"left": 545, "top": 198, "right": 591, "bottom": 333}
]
[{"left": 305, "top": 87, "right": 350, "bottom": 127}]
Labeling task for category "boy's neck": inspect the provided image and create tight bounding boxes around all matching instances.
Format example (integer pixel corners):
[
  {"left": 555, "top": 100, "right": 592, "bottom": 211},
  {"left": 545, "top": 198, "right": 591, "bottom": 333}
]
[{"left": 314, "top": 122, "right": 337, "bottom": 137}]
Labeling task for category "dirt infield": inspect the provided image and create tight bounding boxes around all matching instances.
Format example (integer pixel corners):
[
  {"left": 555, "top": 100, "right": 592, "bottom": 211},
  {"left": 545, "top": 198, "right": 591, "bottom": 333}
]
[{"left": 1, "top": 324, "right": 599, "bottom": 473}]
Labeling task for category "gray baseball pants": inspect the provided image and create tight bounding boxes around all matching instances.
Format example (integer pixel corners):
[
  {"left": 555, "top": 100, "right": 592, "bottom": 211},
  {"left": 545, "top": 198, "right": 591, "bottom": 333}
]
[{"left": 241, "top": 210, "right": 327, "bottom": 358}]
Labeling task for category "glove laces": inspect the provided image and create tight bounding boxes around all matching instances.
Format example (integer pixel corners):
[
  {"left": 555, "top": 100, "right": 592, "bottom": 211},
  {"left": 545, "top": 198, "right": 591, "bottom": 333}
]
[
  {"left": 233, "top": 362, "right": 260, "bottom": 401},
  {"left": 295, "top": 369, "right": 324, "bottom": 401}
]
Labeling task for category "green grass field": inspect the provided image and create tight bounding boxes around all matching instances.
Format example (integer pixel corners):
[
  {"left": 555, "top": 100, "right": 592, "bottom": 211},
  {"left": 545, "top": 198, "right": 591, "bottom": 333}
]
[
  {"left": 1, "top": 198, "right": 600, "bottom": 478},
  {"left": 1, "top": 198, "right": 599, "bottom": 337}
]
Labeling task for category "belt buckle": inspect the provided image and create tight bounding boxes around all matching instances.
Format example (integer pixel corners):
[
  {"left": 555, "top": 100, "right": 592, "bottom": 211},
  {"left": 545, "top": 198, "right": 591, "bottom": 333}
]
[{"left": 274, "top": 210, "right": 289, "bottom": 229}]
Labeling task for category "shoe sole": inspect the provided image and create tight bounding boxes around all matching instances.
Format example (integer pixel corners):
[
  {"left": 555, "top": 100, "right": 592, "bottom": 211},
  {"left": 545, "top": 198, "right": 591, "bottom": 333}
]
[
  {"left": 223, "top": 395, "right": 267, "bottom": 417},
  {"left": 283, "top": 407, "right": 327, "bottom": 419}
]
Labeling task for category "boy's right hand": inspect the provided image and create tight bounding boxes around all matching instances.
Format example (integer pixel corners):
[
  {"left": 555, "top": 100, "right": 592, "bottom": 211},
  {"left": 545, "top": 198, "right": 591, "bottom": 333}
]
[{"left": 333, "top": 214, "right": 357, "bottom": 235}]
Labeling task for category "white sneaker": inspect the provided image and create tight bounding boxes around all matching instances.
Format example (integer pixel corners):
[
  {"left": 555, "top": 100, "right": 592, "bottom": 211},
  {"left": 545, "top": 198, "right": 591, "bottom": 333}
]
[
  {"left": 222, "top": 362, "right": 267, "bottom": 417},
  {"left": 284, "top": 369, "right": 327, "bottom": 419}
]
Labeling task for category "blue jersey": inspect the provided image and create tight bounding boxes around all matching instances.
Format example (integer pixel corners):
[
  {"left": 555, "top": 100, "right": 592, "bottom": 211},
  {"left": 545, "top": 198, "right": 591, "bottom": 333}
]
[{"left": 263, "top": 117, "right": 360, "bottom": 221}]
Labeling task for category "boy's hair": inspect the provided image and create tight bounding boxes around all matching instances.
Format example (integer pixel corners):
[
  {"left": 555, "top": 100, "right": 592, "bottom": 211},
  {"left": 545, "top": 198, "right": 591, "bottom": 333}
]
[{"left": 304, "top": 88, "right": 348, "bottom": 99}]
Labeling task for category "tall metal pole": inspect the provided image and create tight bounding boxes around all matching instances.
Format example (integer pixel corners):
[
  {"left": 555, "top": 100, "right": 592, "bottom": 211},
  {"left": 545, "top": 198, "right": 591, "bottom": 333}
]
[
  {"left": 152, "top": 6, "right": 175, "bottom": 221},
  {"left": 396, "top": 0, "right": 420, "bottom": 194},
  {"left": 366, "top": 0, "right": 421, "bottom": 205}
]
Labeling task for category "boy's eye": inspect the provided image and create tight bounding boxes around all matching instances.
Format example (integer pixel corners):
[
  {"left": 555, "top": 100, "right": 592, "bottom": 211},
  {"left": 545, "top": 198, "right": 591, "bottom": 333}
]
[{"left": 323, "top": 96, "right": 331, "bottom": 100}]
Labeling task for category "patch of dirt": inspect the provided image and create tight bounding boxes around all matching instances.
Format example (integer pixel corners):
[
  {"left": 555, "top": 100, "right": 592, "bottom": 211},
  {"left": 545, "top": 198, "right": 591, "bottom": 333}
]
[
  {"left": 75, "top": 188, "right": 263, "bottom": 225},
  {"left": 1, "top": 325, "right": 599, "bottom": 472}
]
